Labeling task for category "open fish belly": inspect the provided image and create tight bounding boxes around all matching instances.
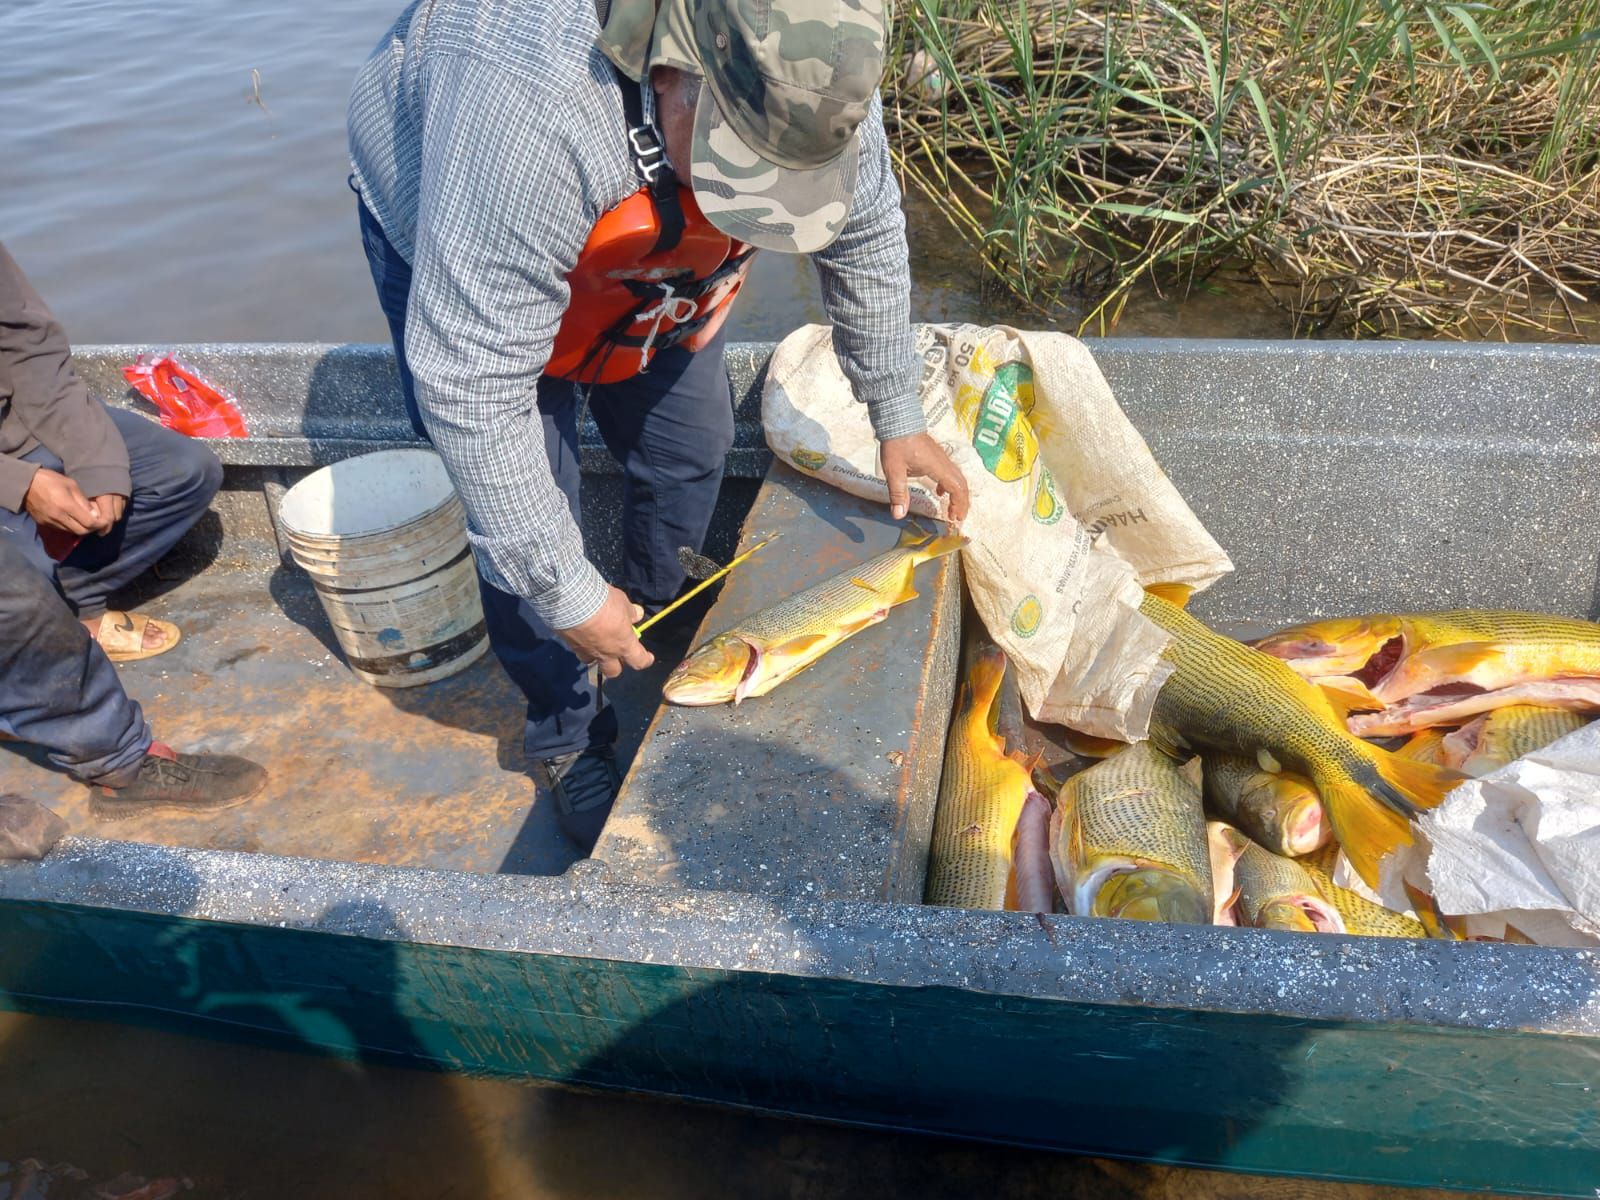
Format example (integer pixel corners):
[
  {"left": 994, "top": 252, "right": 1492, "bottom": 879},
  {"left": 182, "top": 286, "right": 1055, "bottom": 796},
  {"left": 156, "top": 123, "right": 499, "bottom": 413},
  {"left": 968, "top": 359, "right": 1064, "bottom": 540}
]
[{"left": 1349, "top": 678, "right": 1600, "bottom": 736}]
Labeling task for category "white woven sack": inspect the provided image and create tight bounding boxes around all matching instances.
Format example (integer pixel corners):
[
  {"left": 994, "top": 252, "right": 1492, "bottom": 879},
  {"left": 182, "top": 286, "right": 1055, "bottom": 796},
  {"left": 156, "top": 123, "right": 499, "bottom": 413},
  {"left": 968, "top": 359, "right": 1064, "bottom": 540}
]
[{"left": 762, "top": 323, "right": 1232, "bottom": 740}]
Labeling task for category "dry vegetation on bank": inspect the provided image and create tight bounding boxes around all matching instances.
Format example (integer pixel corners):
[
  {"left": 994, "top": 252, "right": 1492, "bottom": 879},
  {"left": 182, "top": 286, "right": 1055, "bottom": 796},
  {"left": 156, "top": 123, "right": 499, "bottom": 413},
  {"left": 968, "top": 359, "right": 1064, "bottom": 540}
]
[{"left": 885, "top": 0, "right": 1600, "bottom": 337}]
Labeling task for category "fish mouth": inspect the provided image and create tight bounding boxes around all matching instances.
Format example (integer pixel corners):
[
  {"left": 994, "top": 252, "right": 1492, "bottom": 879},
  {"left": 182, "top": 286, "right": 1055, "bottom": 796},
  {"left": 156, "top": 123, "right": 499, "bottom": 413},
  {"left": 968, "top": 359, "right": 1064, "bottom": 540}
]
[
  {"left": 662, "top": 635, "right": 762, "bottom": 706},
  {"left": 1257, "top": 897, "right": 1344, "bottom": 934},
  {"left": 1283, "top": 801, "right": 1332, "bottom": 856}
]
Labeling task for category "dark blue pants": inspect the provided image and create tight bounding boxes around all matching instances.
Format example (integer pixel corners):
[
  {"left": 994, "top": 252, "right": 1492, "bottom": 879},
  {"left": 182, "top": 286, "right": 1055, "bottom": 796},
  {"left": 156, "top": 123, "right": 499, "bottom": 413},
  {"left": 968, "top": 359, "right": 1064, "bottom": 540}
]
[
  {"left": 358, "top": 198, "right": 735, "bottom": 764},
  {"left": 0, "top": 408, "right": 222, "bottom": 781}
]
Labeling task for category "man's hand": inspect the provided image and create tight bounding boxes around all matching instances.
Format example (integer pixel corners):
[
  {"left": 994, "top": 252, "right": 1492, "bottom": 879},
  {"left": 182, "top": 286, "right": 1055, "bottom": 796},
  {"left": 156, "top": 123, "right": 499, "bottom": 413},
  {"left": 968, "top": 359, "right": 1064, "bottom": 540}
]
[
  {"left": 879, "top": 432, "right": 970, "bottom": 524},
  {"left": 555, "top": 585, "right": 655, "bottom": 679},
  {"left": 86, "top": 494, "right": 127, "bottom": 535},
  {"left": 23, "top": 469, "right": 102, "bottom": 535}
]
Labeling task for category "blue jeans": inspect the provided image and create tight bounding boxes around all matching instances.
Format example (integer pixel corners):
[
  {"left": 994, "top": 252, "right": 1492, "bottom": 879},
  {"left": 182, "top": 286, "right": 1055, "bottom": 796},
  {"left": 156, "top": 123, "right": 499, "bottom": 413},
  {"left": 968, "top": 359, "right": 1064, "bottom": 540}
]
[
  {"left": 357, "top": 197, "right": 735, "bottom": 764},
  {"left": 0, "top": 408, "right": 222, "bottom": 781}
]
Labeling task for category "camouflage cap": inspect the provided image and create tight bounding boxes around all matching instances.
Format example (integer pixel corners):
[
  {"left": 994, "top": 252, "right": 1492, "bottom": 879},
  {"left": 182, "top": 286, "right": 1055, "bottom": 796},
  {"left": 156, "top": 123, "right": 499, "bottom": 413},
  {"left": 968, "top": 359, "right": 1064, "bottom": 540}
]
[{"left": 599, "top": 0, "right": 888, "bottom": 254}]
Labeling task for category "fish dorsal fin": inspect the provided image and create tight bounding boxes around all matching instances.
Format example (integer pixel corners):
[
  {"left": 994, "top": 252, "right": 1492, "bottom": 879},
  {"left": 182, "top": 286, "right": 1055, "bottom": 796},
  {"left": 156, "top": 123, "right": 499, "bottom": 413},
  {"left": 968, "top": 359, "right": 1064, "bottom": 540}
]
[
  {"left": 1143, "top": 582, "right": 1193, "bottom": 609},
  {"left": 1179, "top": 755, "right": 1204, "bottom": 790}
]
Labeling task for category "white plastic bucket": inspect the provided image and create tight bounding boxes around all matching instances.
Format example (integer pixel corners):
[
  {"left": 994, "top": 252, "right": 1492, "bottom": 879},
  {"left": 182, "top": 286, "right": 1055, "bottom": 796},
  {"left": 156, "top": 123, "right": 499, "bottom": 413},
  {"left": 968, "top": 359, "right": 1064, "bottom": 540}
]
[{"left": 278, "top": 449, "right": 488, "bottom": 688}]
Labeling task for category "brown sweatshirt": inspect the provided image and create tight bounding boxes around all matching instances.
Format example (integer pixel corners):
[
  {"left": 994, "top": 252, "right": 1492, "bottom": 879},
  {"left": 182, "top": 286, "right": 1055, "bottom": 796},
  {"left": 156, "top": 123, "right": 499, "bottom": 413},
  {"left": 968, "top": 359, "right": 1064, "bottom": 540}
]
[{"left": 0, "top": 240, "right": 131, "bottom": 513}]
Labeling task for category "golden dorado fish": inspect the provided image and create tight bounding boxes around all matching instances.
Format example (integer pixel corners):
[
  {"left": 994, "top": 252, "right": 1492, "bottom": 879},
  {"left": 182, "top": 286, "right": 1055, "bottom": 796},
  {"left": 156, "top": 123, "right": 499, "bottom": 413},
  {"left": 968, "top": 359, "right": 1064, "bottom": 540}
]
[
  {"left": 1201, "top": 753, "right": 1330, "bottom": 857},
  {"left": 926, "top": 648, "right": 1040, "bottom": 910},
  {"left": 1299, "top": 861, "right": 1430, "bottom": 938},
  {"left": 1048, "top": 742, "right": 1212, "bottom": 924},
  {"left": 1139, "top": 593, "right": 1461, "bottom": 889},
  {"left": 1230, "top": 840, "right": 1344, "bottom": 933},
  {"left": 663, "top": 525, "right": 966, "bottom": 705},
  {"left": 1255, "top": 610, "right": 1600, "bottom": 736},
  {"left": 1441, "top": 704, "right": 1591, "bottom": 777}
]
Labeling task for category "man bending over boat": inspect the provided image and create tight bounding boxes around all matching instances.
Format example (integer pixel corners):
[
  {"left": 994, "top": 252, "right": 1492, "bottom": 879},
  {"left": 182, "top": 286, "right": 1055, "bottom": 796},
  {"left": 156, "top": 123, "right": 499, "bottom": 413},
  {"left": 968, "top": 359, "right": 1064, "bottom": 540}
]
[
  {"left": 0, "top": 241, "right": 266, "bottom": 814},
  {"left": 347, "top": 0, "right": 969, "bottom": 849}
]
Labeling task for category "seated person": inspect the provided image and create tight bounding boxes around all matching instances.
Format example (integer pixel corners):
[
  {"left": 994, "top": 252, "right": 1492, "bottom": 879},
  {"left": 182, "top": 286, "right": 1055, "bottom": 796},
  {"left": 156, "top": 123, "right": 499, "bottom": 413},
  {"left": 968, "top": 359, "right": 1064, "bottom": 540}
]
[{"left": 0, "top": 241, "right": 264, "bottom": 811}]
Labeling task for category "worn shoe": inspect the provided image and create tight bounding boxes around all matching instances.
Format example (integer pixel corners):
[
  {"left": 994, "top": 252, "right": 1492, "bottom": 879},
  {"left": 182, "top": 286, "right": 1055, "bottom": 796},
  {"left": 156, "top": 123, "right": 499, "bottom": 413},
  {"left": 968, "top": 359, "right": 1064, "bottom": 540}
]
[
  {"left": 534, "top": 745, "right": 621, "bottom": 852},
  {"left": 92, "top": 744, "right": 267, "bottom": 820}
]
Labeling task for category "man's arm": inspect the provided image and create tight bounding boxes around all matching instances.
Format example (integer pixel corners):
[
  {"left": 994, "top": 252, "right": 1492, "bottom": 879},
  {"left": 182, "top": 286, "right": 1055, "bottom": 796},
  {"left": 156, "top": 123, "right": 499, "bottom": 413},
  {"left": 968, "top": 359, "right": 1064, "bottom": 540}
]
[
  {"left": 810, "top": 98, "right": 968, "bottom": 521},
  {"left": 0, "top": 242, "right": 131, "bottom": 514},
  {"left": 809, "top": 95, "right": 925, "bottom": 443},
  {"left": 406, "top": 55, "right": 617, "bottom": 631}
]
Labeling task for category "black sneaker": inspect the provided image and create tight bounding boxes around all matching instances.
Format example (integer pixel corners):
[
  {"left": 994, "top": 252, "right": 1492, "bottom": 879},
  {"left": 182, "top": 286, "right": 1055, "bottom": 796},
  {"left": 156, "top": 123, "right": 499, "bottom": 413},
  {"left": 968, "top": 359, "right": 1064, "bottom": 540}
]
[
  {"left": 92, "top": 747, "right": 267, "bottom": 820},
  {"left": 534, "top": 745, "right": 620, "bottom": 852}
]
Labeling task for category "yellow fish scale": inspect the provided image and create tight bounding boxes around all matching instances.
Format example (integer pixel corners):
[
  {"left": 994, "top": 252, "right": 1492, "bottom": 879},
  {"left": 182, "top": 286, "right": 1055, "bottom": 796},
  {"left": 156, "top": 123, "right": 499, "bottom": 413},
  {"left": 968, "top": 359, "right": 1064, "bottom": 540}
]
[
  {"left": 732, "top": 538, "right": 937, "bottom": 643},
  {"left": 925, "top": 653, "right": 1032, "bottom": 909},
  {"left": 1470, "top": 704, "right": 1590, "bottom": 767},
  {"left": 1395, "top": 610, "right": 1600, "bottom": 648},
  {"left": 1142, "top": 595, "right": 1376, "bottom": 784},
  {"left": 1054, "top": 743, "right": 1211, "bottom": 902},
  {"left": 1302, "top": 864, "right": 1429, "bottom": 938}
]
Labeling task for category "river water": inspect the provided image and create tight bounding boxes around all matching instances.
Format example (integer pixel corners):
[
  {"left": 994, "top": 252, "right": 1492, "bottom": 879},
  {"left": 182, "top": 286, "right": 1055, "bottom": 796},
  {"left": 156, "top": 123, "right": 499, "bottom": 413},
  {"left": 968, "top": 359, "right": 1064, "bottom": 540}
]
[{"left": 0, "top": 2, "right": 1566, "bottom": 1196}]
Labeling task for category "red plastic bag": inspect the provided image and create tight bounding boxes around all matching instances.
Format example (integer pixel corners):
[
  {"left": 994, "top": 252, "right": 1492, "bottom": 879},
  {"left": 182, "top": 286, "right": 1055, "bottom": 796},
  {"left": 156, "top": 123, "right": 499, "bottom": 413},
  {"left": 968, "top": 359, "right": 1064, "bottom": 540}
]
[{"left": 121, "top": 354, "right": 247, "bottom": 438}]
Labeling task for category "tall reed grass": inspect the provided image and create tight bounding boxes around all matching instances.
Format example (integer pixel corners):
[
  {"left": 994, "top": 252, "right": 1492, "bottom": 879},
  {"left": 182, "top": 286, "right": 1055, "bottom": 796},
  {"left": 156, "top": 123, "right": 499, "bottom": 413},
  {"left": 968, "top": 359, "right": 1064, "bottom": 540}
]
[{"left": 886, "top": 0, "right": 1600, "bottom": 337}]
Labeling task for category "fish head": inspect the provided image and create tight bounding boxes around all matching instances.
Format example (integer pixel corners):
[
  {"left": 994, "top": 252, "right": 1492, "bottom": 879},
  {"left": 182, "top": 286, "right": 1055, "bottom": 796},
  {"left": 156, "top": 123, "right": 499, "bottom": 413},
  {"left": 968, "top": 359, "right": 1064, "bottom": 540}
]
[
  {"left": 1093, "top": 868, "right": 1210, "bottom": 925},
  {"left": 1256, "top": 896, "right": 1344, "bottom": 934},
  {"left": 1254, "top": 615, "right": 1404, "bottom": 677},
  {"left": 1243, "top": 775, "right": 1331, "bottom": 856},
  {"left": 662, "top": 634, "right": 758, "bottom": 706}
]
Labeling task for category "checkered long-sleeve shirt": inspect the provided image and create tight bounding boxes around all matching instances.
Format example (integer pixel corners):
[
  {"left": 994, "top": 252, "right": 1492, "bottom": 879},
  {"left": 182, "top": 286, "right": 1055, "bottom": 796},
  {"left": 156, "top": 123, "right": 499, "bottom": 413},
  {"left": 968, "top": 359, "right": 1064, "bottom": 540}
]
[{"left": 347, "top": 0, "right": 925, "bottom": 629}]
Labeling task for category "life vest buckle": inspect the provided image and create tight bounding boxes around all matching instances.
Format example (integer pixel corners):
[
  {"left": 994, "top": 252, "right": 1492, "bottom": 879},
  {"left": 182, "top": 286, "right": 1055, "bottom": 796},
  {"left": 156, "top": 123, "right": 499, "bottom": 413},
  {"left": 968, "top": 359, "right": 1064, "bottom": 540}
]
[{"left": 628, "top": 125, "right": 669, "bottom": 184}]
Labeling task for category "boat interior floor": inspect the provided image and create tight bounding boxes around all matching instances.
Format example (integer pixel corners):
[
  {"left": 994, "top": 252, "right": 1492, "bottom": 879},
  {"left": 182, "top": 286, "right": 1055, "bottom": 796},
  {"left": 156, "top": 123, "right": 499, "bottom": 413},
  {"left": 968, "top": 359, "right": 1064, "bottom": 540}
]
[{"left": 0, "top": 560, "right": 705, "bottom": 877}]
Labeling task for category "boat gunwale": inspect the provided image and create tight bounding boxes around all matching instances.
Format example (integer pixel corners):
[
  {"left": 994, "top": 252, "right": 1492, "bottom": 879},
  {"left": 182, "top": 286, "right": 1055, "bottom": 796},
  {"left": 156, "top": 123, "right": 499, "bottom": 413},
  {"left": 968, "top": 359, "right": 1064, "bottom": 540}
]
[{"left": 1, "top": 835, "right": 1595, "bottom": 1039}]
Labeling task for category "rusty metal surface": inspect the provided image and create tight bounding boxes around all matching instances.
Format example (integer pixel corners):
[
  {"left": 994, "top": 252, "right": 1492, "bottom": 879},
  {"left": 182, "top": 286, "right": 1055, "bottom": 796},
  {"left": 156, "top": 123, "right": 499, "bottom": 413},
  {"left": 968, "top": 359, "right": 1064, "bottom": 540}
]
[
  {"left": 0, "top": 567, "right": 686, "bottom": 877},
  {"left": 594, "top": 464, "right": 961, "bottom": 903}
]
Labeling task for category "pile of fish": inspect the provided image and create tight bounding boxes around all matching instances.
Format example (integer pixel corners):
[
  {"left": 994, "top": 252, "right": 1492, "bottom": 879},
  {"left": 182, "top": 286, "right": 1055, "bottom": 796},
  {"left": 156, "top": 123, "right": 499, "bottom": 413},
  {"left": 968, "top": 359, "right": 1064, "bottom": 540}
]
[
  {"left": 925, "top": 595, "right": 1600, "bottom": 940},
  {"left": 654, "top": 523, "right": 1598, "bottom": 939}
]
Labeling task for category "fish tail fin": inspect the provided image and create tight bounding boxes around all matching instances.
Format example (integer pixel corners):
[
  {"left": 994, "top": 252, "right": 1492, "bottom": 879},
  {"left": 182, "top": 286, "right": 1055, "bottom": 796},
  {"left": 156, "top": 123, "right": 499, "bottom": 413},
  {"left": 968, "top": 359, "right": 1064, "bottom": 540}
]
[
  {"left": 910, "top": 532, "right": 969, "bottom": 564},
  {"left": 1371, "top": 750, "right": 1463, "bottom": 816},
  {"left": 1402, "top": 880, "right": 1464, "bottom": 940},
  {"left": 896, "top": 520, "right": 931, "bottom": 547},
  {"left": 1142, "top": 582, "right": 1193, "bottom": 609},
  {"left": 1312, "top": 770, "right": 1418, "bottom": 890},
  {"left": 963, "top": 653, "right": 1008, "bottom": 745}
]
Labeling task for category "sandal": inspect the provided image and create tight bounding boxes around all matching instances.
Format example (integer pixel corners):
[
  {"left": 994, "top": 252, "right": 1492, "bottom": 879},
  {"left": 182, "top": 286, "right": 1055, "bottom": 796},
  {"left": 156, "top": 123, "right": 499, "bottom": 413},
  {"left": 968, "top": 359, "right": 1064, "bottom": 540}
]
[{"left": 93, "top": 609, "right": 182, "bottom": 663}]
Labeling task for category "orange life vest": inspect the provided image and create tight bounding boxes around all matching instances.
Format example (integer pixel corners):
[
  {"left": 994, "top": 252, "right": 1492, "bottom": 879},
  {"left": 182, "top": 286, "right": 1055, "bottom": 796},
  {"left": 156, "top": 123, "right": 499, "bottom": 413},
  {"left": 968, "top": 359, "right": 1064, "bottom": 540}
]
[{"left": 546, "top": 183, "right": 755, "bottom": 385}]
